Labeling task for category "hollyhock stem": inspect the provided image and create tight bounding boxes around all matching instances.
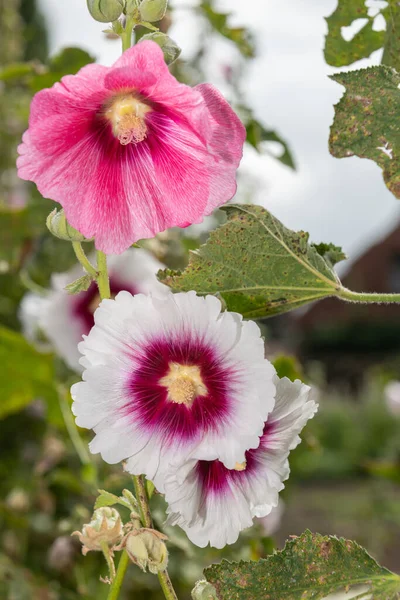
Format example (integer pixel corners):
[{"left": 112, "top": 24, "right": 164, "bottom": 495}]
[
  {"left": 72, "top": 242, "right": 97, "bottom": 278},
  {"left": 132, "top": 475, "right": 178, "bottom": 600},
  {"left": 338, "top": 288, "right": 400, "bottom": 304},
  {"left": 96, "top": 250, "right": 111, "bottom": 300},
  {"left": 121, "top": 16, "right": 136, "bottom": 52},
  {"left": 107, "top": 551, "right": 130, "bottom": 600}
]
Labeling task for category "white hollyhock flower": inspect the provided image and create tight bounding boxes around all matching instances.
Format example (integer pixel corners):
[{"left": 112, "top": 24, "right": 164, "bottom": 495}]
[
  {"left": 164, "top": 376, "right": 317, "bottom": 549},
  {"left": 19, "top": 248, "right": 166, "bottom": 371},
  {"left": 71, "top": 291, "right": 276, "bottom": 491}
]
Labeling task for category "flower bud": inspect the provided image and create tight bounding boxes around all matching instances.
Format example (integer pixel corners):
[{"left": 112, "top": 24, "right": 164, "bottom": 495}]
[
  {"left": 139, "top": 0, "right": 168, "bottom": 22},
  {"left": 191, "top": 580, "right": 218, "bottom": 600},
  {"left": 72, "top": 507, "right": 123, "bottom": 555},
  {"left": 46, "top": 209, "right": 91, "bottom": 242},
  {"left": 140, "top": 32, "right": 181, "bottom": 65},
  {"left": 125, "top": 529, "right": 168, "bottom": 574},
  {"left": 87, "top": 0, "right": 124, "bottom": 23}
]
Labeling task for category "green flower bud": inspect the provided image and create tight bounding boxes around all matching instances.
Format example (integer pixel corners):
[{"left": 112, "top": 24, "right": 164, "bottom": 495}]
[
  {"left": 87, "top": 0, "right": 124, "bottom": 23},
  {"left": 140, "top": 32, "right": 181, "bottom": 65},
  {"left": 125, "top": 529, "right": 168, "bottom": 574},
  {"left": 46, "top": 209, "right": 91, "bottom": 242},
  {"left": 191, "top": 580, "right": 218, "bottom": 600},
  {"left": 139, "top": 0, "right": 168, "bottom": 22},
  {"left": 72, "top": 507, "right": 123, "bottom": 555}
]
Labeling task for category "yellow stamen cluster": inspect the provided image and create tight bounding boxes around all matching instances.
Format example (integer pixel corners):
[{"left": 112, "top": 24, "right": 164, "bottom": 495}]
[
  {"left": 234, "top": 461, "right": 247, "bottom": 471},
  {"left": 105, "top": 94, "right": 151, "bottom": 146},
  {"left": 160, "top": 363, "right": 207, "bottom": 407}
]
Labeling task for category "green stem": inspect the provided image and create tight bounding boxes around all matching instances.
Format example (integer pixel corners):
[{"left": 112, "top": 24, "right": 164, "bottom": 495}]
[
  {"left": 96, "top": 250, "right": 111, "bottom": 300},
  {"left": 121, "top": 16, "right": 136, "bottom": 52},
  {"left": 107, "top": 551, "right": 129, "bottom": 600},
  {"left": 338, "top": 287, "right": 400, "bottom": 304},
  {"left": 132, "top": 475, "right": 153, "bottom": 528},
  {"left": 58, "top": 385, "right": 93, "bottom": 468},
  {"left": 158, "top": 571, "right": 179, "bottom": 600},
  {"left": 72, "top": 242, "right": 97, "bottom": 278}
]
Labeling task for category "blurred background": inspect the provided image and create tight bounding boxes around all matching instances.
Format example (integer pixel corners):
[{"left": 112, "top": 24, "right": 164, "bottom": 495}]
[{"left": 1, "top": 0, "right": 400, "bottom": 598}]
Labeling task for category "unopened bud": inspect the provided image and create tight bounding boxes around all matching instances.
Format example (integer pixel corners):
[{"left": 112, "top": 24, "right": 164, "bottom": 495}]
[
  {"left": 46, "top": 209, "right": 91, "bottom": 242},
  {"left": 125, "top": 529, "right": 168, "bottom": 574},
  {"left": 87, "top": 0, "right": 124, "bottom": 23},
  {"left": 191, "top": 580, "right": 218, "bottom": 600},
  {"left": 139, "top": 0, "right": 168, "bottom": 22},
  {"left": 140, "top": 32, "right": 181, "bottom": 64},
  {"left": 72, "top": 507, "right": 123, "bottom": 555}
]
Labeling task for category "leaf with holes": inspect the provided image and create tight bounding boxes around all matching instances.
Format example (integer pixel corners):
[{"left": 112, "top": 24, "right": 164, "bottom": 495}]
[
  {"left": 204, "top": 530, "right": 400, "bottom": 600},
  {"left": 330, "top": 66, "right": 400, "bottom": 199},
  {"left": 159, "top": 205, "right": 345, "bottom": 319},
  {"left": 324, "top": 0, "right": 400, "bottom": 71}
]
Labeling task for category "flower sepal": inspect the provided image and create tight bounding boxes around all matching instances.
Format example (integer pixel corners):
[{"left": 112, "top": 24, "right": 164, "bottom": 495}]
[
  {"left": 46, "top": 209, "right": 92, "bottom": 243},
  {"left": 140, "top": 32, "right": 181, "bottom": 64},
  {"left": 87, "top": 0, "right": 124, "bottom": 23},
  {"left": 119, "top": 521, "right": 169, "bottom": 574},
  {"left": 191, "top": 580, "right": 218, "bottom": 600},
  {"left": 139, "top": 0, "right": 168, "bottom": 23}
]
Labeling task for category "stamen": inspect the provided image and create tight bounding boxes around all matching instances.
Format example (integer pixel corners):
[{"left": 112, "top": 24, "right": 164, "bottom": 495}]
[
  {"left": 160, "top": 363, "right": 207, "bottom": 407},
  {"left": 104, "top": 94, "right": 151, "bottom": 146},
  {"left": 234, "top": 461, "right": 247, "bottom": 472}
]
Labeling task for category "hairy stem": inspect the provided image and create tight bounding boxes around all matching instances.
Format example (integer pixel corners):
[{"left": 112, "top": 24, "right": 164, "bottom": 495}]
[
  {"left": 72, "top": 241, "right": 97, "bottom": 277},
  {"left": 121, "top": 16, "right": 135, "bottom": 52},
  {"left": 96, "top": 250, "right": 111, "bottom": 300},
  {"left": 338, "top": 287, "right": 400, "bottom": 304},
  {"left": 158, "top": 571, "right": 179, "bottom": 600},
  {"left": 106, "top": 551, "right": 129, "bottom": 600}
]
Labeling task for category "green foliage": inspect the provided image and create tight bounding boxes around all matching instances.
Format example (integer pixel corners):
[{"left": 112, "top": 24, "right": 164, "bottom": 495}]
[
  {"left": 330, "top": 66, "right": 400, "bottom": 199},
  {"left": 312, "top": 242, "right": 347, "bottom": 268},
  {"left": 200, "top": 1, "right": 255, "bottom": 57},
  {"left": 65, "top": 275, "right": 93, "bottom": 295},
  {"left": 30, "top": 47, "right": 95, "bottom": 93},
  {"left": 160, "top": 204, "right": 345, "bottom": 319},
  {"left": 324, "top": 0, "right": 400, "bottom": 70},
  {"left": 0, "top": 326, "right": 57, "bottom": 419},
  {"left": 245, "top": 117, "right": 295, "bottom": 169},
  {"left": 272, "top": 355, "right": 304, "bottom": 382},
  {"left": 204, "top": 530, "right": 400, "bottom": 599}
]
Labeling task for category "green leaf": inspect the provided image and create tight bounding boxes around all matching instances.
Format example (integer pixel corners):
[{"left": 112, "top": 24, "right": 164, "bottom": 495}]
[
  {"left": 64, "top": 274, "right": 93, "bottom": 295},
  {"left": 204, "top": 530, "right": 400, "bottom": 600},
  {"left": 330, "top": 66, "right": 400, "bottom": 199},
  {"left": 324, "top": 0, "right": 384, "bottom": 67},
  {"left": 159, "top": 204, "right": 344, "bottom": 319},
  {"left": 312, "top": 242, "right": 347, "bottom": 268},
  {"left": 381, "top": 2, "right": 400, "bottom": 71},
  {"left": 272, "top": 354, "right": 304, "bottom": 382},
  {"left": 246, "top": 119, "right": 295, "bottom": 169},
  {"left": 201, "top": 1, "right": 255, "bottom": 57},
  {"left": 94, "top": 489, "right": 120, "bottom": 510},
  {"left": 0, "top": 326, "right": 57, "bottom": 419}
]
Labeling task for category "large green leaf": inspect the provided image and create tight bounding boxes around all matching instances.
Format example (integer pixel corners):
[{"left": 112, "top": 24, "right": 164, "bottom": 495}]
[
  {"left": 159, "top": 205, "right": 345, "bottom": 319},
  {"left": 324, "top": 0, "right": 400, "bottom": 71},
  {"left": 204, "top": 530, "right": 400, "bottom": 599},
  {"left": 330, "top": 66, "right": 400, "bottom": 199},
  {"left": 0, "top": 326, "right": 57, "bottom": 419}
]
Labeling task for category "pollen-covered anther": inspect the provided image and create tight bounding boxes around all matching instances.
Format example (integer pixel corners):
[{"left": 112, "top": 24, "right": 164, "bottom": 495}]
[
  {"left": 234, "top": 461, "right": 247, "bottom": 472},
  {"left": 105, "top": 95, "right": 151, "bottom": 146},
  {"left": 160, "top": 363, "right": 207, "bottom": 406}
]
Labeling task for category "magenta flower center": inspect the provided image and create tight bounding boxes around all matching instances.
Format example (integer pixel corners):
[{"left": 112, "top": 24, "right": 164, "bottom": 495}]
[{"left": 104, "top": 94, "right": 151, "bottom": 146}]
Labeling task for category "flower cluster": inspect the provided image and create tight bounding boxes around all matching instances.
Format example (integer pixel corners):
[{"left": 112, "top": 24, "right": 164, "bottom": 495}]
[
  {"left": 19, "top": 37, "right": 317, "bottom": 550},
  {"left": 71, "top": 290, "right": 317, "bottom": 548}
]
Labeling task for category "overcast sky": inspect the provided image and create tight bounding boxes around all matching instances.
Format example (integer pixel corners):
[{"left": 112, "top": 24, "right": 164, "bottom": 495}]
[{"left": 39, "top": 0, "right": 400, "bottom": 264}]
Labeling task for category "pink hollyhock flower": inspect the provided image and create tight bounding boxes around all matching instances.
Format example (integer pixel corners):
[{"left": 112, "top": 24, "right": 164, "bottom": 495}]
[
  {"left": 71, "top": 291, "right": 276, "bottom": 491},
  {"left": 17, "top": 41, "right": 246, "bottom": 254},
  {"left": 164, "top": 377, "right": 317, "bottom": 548},
  {"left": 19, "top": 248, "right": 167, "bottom": 371}
]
